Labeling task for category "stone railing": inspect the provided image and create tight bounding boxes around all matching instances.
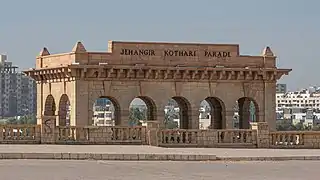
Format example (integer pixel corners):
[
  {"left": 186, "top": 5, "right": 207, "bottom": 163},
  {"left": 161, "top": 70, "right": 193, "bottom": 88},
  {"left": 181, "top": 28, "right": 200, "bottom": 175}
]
[
  {"left": 217, "top": 129, "right": 257, "bottom": 148},
  {"left": 4, "top": 119, "right": 320, "bottom": 149},
  {"left": 270, "top": 131, "right": 320, "bottom": 149},
  {"left": 159, "top": 129, "right": 257, "bottom": 148},
  {"left": 0, "top": 124, "right": 41, "bottom": 144},
  {"left": 159, "top": 129, "right": 200, "bottom": 147},
  {"left": 55, "top": 126, "right": 146, "bottom": 145},
  {"left": 57, "top": 126, "right": 78, "bottom": 142}
]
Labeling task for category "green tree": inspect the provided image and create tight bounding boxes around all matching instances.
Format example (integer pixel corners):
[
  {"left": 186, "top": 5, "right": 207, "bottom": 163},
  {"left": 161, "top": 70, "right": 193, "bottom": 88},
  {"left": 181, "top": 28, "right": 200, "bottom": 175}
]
[
  {"left": 129, "top": 107, "right": 145, "bottom": 126},
  {"left": 4, "top": 115, "right": 36, "bottom": 125},
  {"left": 18, "top": 115, "right": 37, "bottom": 124},
  {"left": 276, "top": 120, "right": 312, "bottom": 131},
  {"left": 312, "top": 124, "right": 320, "bottom": 131},
  {"left": 6, "top": 117, "right": 18, "bottom": 124},
  {"left": 164, "top": 108, "right": 178, "bottom": 129}
]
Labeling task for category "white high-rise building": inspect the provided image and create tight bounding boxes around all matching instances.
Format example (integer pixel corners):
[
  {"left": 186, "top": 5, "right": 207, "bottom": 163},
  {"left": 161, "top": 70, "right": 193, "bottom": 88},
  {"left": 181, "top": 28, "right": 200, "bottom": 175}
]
[
  {"left": 0, "top": 55, "right": 36, "bottom": 117},
  {"left": 276, "top": 88, "right": 320, "bottom": 111}
]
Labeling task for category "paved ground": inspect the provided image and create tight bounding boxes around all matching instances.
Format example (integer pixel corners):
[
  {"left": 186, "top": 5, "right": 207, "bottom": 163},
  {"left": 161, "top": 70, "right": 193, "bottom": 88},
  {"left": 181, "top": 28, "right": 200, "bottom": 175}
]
[
  {"left": 0, "top": 160, "right": 318, "bottom": 180},
  {"left": 1, "top": 144, "right": 320, "bottom": 157}
]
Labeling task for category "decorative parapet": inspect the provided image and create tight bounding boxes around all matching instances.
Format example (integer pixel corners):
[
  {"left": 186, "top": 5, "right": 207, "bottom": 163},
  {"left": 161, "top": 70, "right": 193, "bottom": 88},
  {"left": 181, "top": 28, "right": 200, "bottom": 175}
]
[
  {"left": 24, "top": 65, "right": 291, "bottom": 83},
  {"left": 0, "top": 124, "right": 41, "bottom": 144}
]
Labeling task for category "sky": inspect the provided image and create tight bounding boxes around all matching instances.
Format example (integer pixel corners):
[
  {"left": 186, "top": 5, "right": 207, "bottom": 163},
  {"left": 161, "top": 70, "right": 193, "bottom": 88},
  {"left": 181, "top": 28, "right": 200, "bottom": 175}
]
[{"left": 0, "top": 0, "right": 319, "bottom": 91}]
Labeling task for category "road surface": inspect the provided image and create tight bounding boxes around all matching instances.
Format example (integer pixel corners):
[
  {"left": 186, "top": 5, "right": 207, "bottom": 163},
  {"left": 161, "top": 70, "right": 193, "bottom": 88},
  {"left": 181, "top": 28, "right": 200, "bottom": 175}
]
[{"left": 0, "top": 160, "right": 318, "bottom": 180}]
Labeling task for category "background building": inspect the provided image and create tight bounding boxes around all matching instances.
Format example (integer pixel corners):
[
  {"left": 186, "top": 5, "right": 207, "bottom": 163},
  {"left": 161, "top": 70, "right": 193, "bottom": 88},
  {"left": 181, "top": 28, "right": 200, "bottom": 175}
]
[
  {"left": 276, "top": 83, "right": 287, "bottom": 93},
  {"left": 0, "top": 55, "right": 36, "bottom": 118},
  {"left": 92, "top": 98, "right": 115, "bottom": 126},
  {"left": 276, "top": 86, "right": 320, "bottom": 128}
]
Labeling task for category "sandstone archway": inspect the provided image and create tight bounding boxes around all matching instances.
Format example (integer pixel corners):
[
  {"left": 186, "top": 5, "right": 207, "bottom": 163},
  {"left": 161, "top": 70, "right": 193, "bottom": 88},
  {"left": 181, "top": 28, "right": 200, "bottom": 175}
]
[
  {"left": 44, "top": 95, "right": 56, "bottom": 116},
  {"left": 166, "top": 96, "right": 192, "bottom": 129},
  {"left": 92, "top": 96, "right": 121, "bottom": 126},
  {"left": 237, "top": 97, "right": 259, "bottom": 129},
  {"left": 129, "top": 96, "right": 157, "bottom": 126},
  {"left": 58, "top": 94, "right": 70, "bottom": 126},
  {"left": 200, "top": 97, "right": 225, "bottom": 129}
]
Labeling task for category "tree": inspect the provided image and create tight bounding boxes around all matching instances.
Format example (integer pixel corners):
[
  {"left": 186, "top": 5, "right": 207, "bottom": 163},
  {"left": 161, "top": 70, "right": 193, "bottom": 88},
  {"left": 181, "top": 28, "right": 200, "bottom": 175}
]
[
  {"left": 18, "top": 115, "right": 37, "bottom": 124},
  {"left": 312, "top": 124, "right": 320, "bottom": 131},
  {"left": 276, "top": 120, "right": 311, "bottom": 131},
  {"left": 164, "top": 108, "right": 178, "bottom": 129},
  {"left": 129, "top": 107, "right": 145, "bottom": 126},
  {"left": 6, "top": 117, "right": 18, "bottom": 125},
  {"left": 4, "top": 115, "right": 37, "bottom": 125}
]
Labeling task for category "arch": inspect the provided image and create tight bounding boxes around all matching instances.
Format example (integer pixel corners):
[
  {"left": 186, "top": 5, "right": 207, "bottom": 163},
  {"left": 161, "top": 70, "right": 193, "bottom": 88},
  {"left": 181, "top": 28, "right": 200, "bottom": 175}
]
[
  {"left": 204, "top": 97, "right": 226, "bottom": 129},
  {"left": 136, "top": 96, "right": 157, "bottom": 121},
  {"left": 58, "top": 94, "right": 70, "bottom": 126},
  {"left": 237, "top": 97, "right": 259, "bottom": 129},
  {"left": 44, "top": 95, "right": 56, "bottom": 116},
  {"left": 93, "top": 96, "right": 121, "bottom": 126},
  {"left": 129, "top": 96, "right": 157, "bottom": 126},
  {"left": 172, "top": 96, "right": 192, "bottom": 129}
]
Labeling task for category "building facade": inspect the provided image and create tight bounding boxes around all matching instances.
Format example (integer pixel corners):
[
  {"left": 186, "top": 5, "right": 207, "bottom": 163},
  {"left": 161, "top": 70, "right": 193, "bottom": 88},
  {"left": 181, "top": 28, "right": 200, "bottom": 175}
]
[
  {"left": 276, "top": 87, "right": 320, "bottom": 128},
  {"left": 25, "top": 41, "right": 291, "bottom": 130},
  {"left": 0, "top": 55, "right": 36, "bottom": 117},
  {"left": 276, "top": 83, "right": 287, "bottom": 93},
  {"left": 276, "top": 89, "right": 320, "bottom": 111}
]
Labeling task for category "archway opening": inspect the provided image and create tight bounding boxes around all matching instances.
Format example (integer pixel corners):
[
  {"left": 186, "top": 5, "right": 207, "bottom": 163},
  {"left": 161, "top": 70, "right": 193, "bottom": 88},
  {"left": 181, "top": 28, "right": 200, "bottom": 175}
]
[
  {"left": 234, "top": 97, "right": 259, "bottom": 129},
  {"left": 92, "top": 96, "right": 120, "bottom": 126},
  {"left": 129, "top": 96, "right": 156, "bottom": 126},
  {"left": 199, "top": 97, "right": 225, "bottom": 129},
  {"left": 44, "top": 95, "right": 56, "bottom": 116},
  {"left": 58, "top": 94, "right": 71, "bottom": 126},
  {"left": 164, "top": 97, "right": 191, "bottom": 129}
]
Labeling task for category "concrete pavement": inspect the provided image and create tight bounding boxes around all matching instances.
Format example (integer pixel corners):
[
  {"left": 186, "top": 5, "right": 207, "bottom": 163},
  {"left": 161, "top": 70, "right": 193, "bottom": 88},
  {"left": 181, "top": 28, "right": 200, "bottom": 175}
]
[
  {"left": 1, "top": 160, "right": 319, "bottom": 180},
  {"left": 1, "top": 145, "right": 320, "bottom": 161}
]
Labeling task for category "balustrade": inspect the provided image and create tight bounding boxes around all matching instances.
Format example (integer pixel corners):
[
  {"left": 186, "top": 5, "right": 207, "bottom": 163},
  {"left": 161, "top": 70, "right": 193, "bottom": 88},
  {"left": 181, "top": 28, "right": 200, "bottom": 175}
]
[
  {"left": 159, "top": 129, "right": 200, "bottom": 146},
  {"left": 110, "top": 126, "right": 145, "bottom": 142},
  {"left": 7, "top": 121, "right": 320, "bottom": 149},
  {"left": 57, "top": 126, "right": 77, "bottom": 141},
  {"left": 0, "top": 125, "right": 40, "bottom": 143},
  {"left": 56, "top": 126, "right": 146, "bottom": 144},
  {"left": 217, "top": 129, "right": 256, "bottom": 144},
  {"left": 270, "top": 131, "right": 304, "bottom": 147}
]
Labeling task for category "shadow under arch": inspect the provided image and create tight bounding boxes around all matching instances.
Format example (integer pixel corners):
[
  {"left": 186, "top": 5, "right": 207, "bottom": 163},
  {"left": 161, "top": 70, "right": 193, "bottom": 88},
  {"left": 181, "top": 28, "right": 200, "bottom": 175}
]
[
  {"left": 136, "top": 96, "right": 157, "bottom": 121},
  {"left": 44, "top": 95, "right": 56, "bottom": 116},
  {"left": 205, "top": 97, "right": 226, "bottom": 129},
  {"left": 237, "top": 97, "right": 260, "bottom": 129},
  {"left": 95, "top": 96, "right": 121, "bottom": 126},
  {"left": 58, "top": 94, "right": 70, "bottom": 126},
  {"left": 172, "top": 96, "right": 192, "bottom": 129}
]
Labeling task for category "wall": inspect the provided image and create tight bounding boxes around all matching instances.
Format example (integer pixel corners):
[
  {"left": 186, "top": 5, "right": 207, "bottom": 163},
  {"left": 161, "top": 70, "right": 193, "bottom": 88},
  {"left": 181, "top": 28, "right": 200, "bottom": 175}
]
[
  {"left": 37, "top": 41, "right": 276, "bottom": 68},
  {"left": 29, "top": 40, "right": 287, "bottom": 130},
  {"left": 74, "top": 80, "right": 267, "bottom": 129},
  {"left": 37, "top": 81, "right": 75, "bottom": 125}
]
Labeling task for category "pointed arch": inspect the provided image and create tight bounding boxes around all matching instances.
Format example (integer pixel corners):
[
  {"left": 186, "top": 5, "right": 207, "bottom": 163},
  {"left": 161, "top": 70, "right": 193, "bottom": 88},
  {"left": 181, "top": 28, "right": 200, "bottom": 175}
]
[
  {"left": 44, "top": 95, "right": 56, "bottom": 116},
  {"left": 58, "top": 94, "right": 71, "bottom": 126}
]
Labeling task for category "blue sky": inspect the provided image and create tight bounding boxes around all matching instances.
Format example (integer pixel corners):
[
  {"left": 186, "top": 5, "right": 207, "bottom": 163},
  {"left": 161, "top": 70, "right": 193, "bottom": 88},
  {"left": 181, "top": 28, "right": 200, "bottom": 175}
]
[{"left": 0, "top": 0, "right": 319, "bottom": 91}]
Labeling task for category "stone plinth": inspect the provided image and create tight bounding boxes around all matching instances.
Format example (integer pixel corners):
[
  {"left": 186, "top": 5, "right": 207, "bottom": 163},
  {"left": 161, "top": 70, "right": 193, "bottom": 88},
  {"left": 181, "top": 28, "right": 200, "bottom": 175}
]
[
  {"left": 146, "top": 121, "right": 160, "bottom": 146},
  {"left": 41, "top": 116, "right": 57, "bottom": 144}
]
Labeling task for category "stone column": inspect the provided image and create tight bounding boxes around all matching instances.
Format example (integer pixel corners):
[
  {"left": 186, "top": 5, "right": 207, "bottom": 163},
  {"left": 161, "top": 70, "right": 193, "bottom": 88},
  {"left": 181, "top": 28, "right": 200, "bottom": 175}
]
[
  {"left": 120, "top": 109, "right": 130, "bottom": 126},
  {"left": 225, "top": 109, "right": 234, "bottom": 129},
  {"left": 238, "top": 99, "right": 250, "bottom": 129},
  {"left": 0, "top": 126, "right": 3, "bottom": 142},
  {"left": 36, "top": 83, "right": 44, "bottom": 125},
  {"left": 264, "top": 82, "right": 276, "bottom": 131},
  {"left": 41, "top": 116, "right": 57, "bottom": 144},
  {"left": 146, "top": 121, "right": 160, "bottom": 146},
  {"left": 190, "top": 110, "right": 199, "bottom": 129},
  {"left": 156, "top": 110, "right": 165, "bottom": 128},
  {"left": 213, "top": 108, "right": 223, "bottom": 129}
]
